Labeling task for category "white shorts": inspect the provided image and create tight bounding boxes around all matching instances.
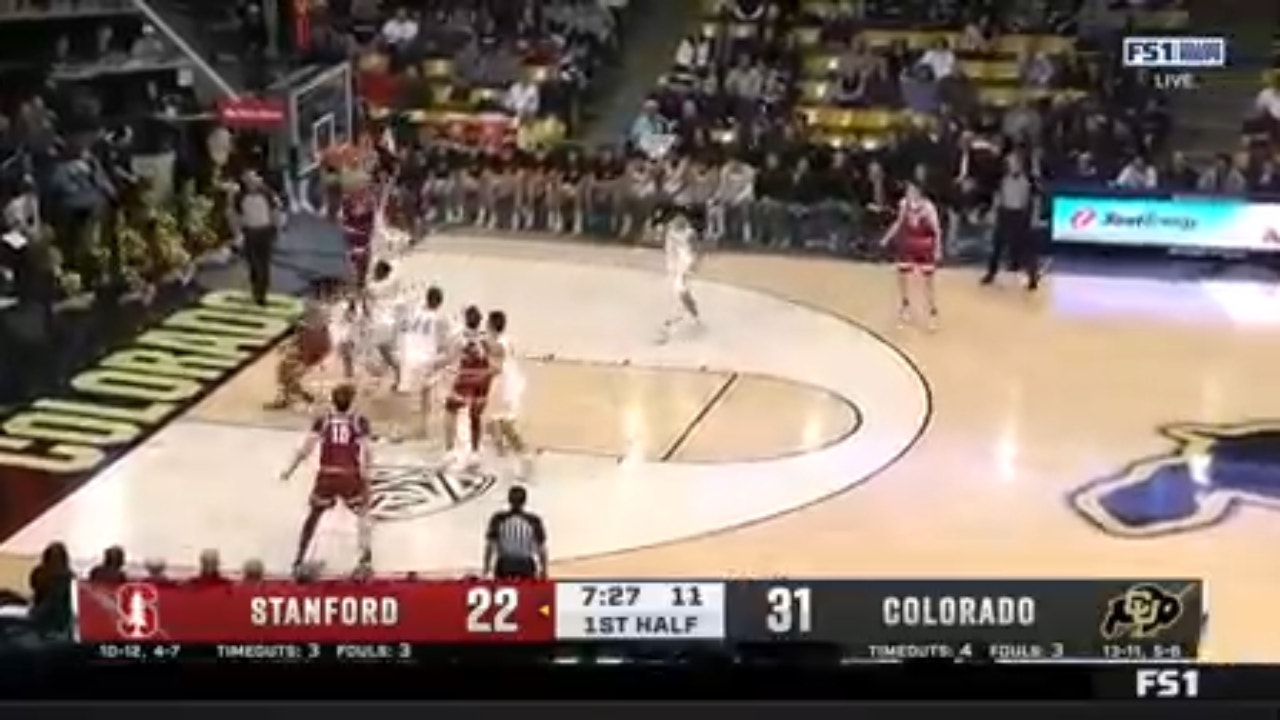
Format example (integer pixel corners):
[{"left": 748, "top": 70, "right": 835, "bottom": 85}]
[
  {"left": 369, "top": 319, "right": 398, "bottom": 347},
  {"left": 670, "top": 269, "right": 690, "bottom": 296},
  {"left": 419, "top": 354, "right": 445, "bottom": 389},
  {"left": 490, "top": 377, "right": 524, "bottom": 420}
]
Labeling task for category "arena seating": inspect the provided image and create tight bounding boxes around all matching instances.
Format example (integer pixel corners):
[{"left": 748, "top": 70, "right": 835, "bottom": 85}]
[{"left": 353, "top": 0, "right": 629, "bottom": 150}]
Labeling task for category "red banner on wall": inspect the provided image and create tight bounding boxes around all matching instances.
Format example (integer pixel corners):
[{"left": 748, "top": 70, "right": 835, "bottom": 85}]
[
  {"left": 76, "top": 581, "right": 556, "bottom": 643},
  {"left": 217, "top": 97, "right": 288, "bottom": 129}
]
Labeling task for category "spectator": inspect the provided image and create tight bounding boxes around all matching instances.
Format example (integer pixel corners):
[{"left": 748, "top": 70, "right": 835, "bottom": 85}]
[
  {"left": 189, "top": 549, "right": 232, "bottom": 586},
  {"left": 130, "top": 24, "right": 168, "bottom": 62},
  {"left": 1003, "top": 100, "right": 1042, "bottom": 145},
  {"left": 724, "top": 56, "right": 765, "bottom": 114},
  {"left": 900, "top": 64, "right": 939, "bottom": 114},
  {"left": 4, "top": 175, "right": 39, "bottom": 240},
  {"left": 1197, "top": 153, "right": 1245, "bottom": 193},
  {"left": 1023, "top": 45, "right": 1057, "bottom": 88},
  {"left": 504, "top": 74, "right": 542, "bottom": 121},
  {"left": 380, "top": 7, "right": 419, "bottom": 50},
  {"left": 1114, "top": 155, "right": 1157, "bottom": 189},
  {"left": 87, "top": 546, "right": 127, "bottom": 583},
  {"left": 143, "top": 558, "right": 175, "bottom": 585},
  {"left": 716, "top": 152, "right": 756, "bottom": 244},
  {"left": 958, "top": 16, "right": 996, "bottom": 53},
  {"left": 1253, "top": 159, "right": 1280, "bottom": 194},
  {"left": 674, "top": 30, "right": 715, "bottom": 76},
  {"left": 27, "top": 542, "right": 72, "bottom": 636},
  {"left": 918, "top": 38, "right": 957, "bottom": 80},
  {"left": 1162, "top": 152, "right": 1198, "bottom": 190},
  {"left": 294, "top": 559, "right": 324, "bottom": 583},
  {"left": 242, "top": 559, "right": 266, "bottom": 583},
  {"left": 1252, "top": 75, "right": 1280, "bottom": 128},
  {"left": 630, "top": 100, "right": 674, "bottom": 159}
]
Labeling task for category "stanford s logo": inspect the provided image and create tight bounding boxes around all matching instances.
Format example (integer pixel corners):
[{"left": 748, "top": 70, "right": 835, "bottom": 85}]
[
  {"left": 115, "top": 582, "right": 160, "bottom": 639},
  {"left": 1070, "top": 422, "right": 1280, "bottom": 537}
]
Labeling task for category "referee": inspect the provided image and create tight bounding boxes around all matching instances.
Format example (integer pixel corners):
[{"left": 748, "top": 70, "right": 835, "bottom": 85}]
[
  {"left": 233, "top": 171, "right": 284, "bottom": 306},
  {"left": 981, "top": 153, "right": 1039, "bottom": 291},
  {"left": 483, "top": 486, "right": 547, "bottom": 580}
]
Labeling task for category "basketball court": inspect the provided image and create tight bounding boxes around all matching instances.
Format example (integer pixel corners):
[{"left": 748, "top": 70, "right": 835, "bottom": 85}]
[{"left": 3, "top": 235, "right": 1280, "bottom": 660}]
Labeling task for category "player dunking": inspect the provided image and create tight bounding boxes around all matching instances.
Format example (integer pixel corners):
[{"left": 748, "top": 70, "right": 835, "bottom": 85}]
[
  {"left": 279, "top": 384, "right": 373, "bottom": 575},
  {"left": 658, "top": 208, "right": 701, "bottom": 343},
  {"left": 880, "top": 182, "right": 942, "bottom": 330},
  {"left": 405, "top": 285, "right": 452, "bottom": 439},
  {"left": 269, "top": 281, "right": 332, "bottom": 409},
  {"left": 486, "top": 310, "right": 531, "bottom": 480},
  {"left": 444, "top": 305, "right": 496, "bottom": 469},
  {"left": 341, "top": 181, "right": 378, "bottom": 289}
]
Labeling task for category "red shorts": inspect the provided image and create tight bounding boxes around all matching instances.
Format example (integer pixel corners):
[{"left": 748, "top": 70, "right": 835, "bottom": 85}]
[
  {"left": 445, "top": 382, "right": 490, "bottom": 413},
  {"left": 311, "top": 469, "right": 368, "bottom": 511},
  {"left": 347, "top": 236, "right": 372, "bottom": 284},
  {"left": 897, "top": 242, "right": 937, "bottom": 271},
  {"left": 298, "top": 328, "right": 331, "bottom": 368}
]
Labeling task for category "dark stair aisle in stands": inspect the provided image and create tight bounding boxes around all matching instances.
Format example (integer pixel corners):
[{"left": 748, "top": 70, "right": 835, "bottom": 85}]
[
  {"left": 129, "top": 0, "right": 248, "bottom": 98},
  {"left": 1166, "top": 0, "right": 1278, "bottom": 154},
  {"left": 580, "top": 0, "right": 702, "bottom": 146}
]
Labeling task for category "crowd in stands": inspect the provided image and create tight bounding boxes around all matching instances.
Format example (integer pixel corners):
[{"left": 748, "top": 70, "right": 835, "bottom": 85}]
[
  {"left": 368, "top": 0, "right": 1232, "bottom": 260},
  {"left": 0, "top": 540, "right": 357, "bottom": 646},
  {"left": 345, "top": 0, "right": 631, "bottom": 150},
  {"left": 0, "top": 5, "right": 232, "bottom": 307}
]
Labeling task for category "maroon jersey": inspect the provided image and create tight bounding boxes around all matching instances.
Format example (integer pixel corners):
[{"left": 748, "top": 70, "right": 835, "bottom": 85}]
[
  {"left": 342, "top": 191, "right": 377, "bottom": 248},
  {"left": 313, "top": 411, "right": 370, "bottom": 475},
  {"left": 297, "top": 299, "right": 332, "bottom": 366},
  {"left": 896, "top": 199, "right": 939, "bottom": 268},
  {"left": 450, "top": 330, "right": 493, "bottom": 403}
]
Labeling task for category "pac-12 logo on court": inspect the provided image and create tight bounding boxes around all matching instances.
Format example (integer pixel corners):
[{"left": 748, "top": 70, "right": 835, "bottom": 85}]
[
  {"left": 367, "top": 464, "right": 497, "bottom": 521},
  {"left": 1070, "top": 421, "right": 1280, "bottom": 537}
]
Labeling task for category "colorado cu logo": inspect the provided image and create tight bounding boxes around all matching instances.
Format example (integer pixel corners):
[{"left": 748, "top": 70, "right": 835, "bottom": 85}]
[
  {"left": 367, "top": 464, "right": 498, "bottom": 521},
  {"left": 1071, "top": 421, "right": 1280, "bottom": 537}
]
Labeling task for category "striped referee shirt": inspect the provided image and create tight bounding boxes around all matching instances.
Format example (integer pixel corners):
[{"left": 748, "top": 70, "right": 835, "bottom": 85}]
[
  {"left": 486, "top": 509, "right": 546, "bottom": 560},
  {"left": 996, "top": 173, "right": 1032, "bottom": 211}
]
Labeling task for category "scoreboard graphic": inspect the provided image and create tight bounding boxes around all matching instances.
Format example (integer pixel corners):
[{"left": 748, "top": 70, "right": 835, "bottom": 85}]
[{"left": 74, "top": 579, "right": 1205, "bottom": 662}]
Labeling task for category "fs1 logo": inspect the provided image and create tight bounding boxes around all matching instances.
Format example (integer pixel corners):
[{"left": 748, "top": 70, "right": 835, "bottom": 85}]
[
  {"left": 1135, "top": 668, "right": 1200, "bottom": 698},
  {"left": 115, "top": 582, "right": 161, "bottom": 639}
]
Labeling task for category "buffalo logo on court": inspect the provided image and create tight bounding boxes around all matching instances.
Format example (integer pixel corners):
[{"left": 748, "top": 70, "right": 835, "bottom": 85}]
[
  {"left": 1100, "top": 583, "right": 1186, "bottom": 640},
  {"left": 1070, "top": 421, "right": 1280, "bottom": 537},
  {"left": 367, "top": 464, "right": 497, "bottom": 521}
]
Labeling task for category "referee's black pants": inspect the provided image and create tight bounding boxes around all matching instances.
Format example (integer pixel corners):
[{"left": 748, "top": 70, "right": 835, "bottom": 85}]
[
  {"left": 242, "top": 226, "right": 277, "bottom": 306},
  {"left": 984, "top": 208, "right": 1039, "bottom": 288},
  {"left": 493, "top": 555, "right": 538, "bottom": 581}
]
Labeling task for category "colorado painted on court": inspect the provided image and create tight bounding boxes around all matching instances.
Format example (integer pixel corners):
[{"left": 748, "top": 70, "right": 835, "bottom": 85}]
[
  {"left": 882, "top": 596, "right": 1038, "bottom": 627},
  {"left": 0, "top": 291, "right": 303, "bottom": 474}
]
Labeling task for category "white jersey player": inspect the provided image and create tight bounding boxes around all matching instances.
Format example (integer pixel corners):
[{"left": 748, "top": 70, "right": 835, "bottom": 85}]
[
  {"left": 486, "top": 310, "right": 530, "bottom": 479},
  {"left": 363, "top": 260, "right": 405, "bottom": 389},
  {"left": 404, "top": 285, "right": 452, "bottom": 439},
  {"left": 659, "top": 209, "right": 701, "bottom": 342}
]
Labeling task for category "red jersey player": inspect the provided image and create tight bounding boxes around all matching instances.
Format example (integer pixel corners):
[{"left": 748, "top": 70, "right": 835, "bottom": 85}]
[
  {"left": 269, "top": 280, "right": 332, "bottom": 409},
  {"left": 443, "top": 305, "right": 496, "bottom": 468},
  {"left": 341, "top": 183, "right": 378, "bottom": 289},
  {"left": 880, "top": 182, "right": 942, "bottom": 330},
  {"left": 280, "top": 384, "right": 374, "bottom": 575}
]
